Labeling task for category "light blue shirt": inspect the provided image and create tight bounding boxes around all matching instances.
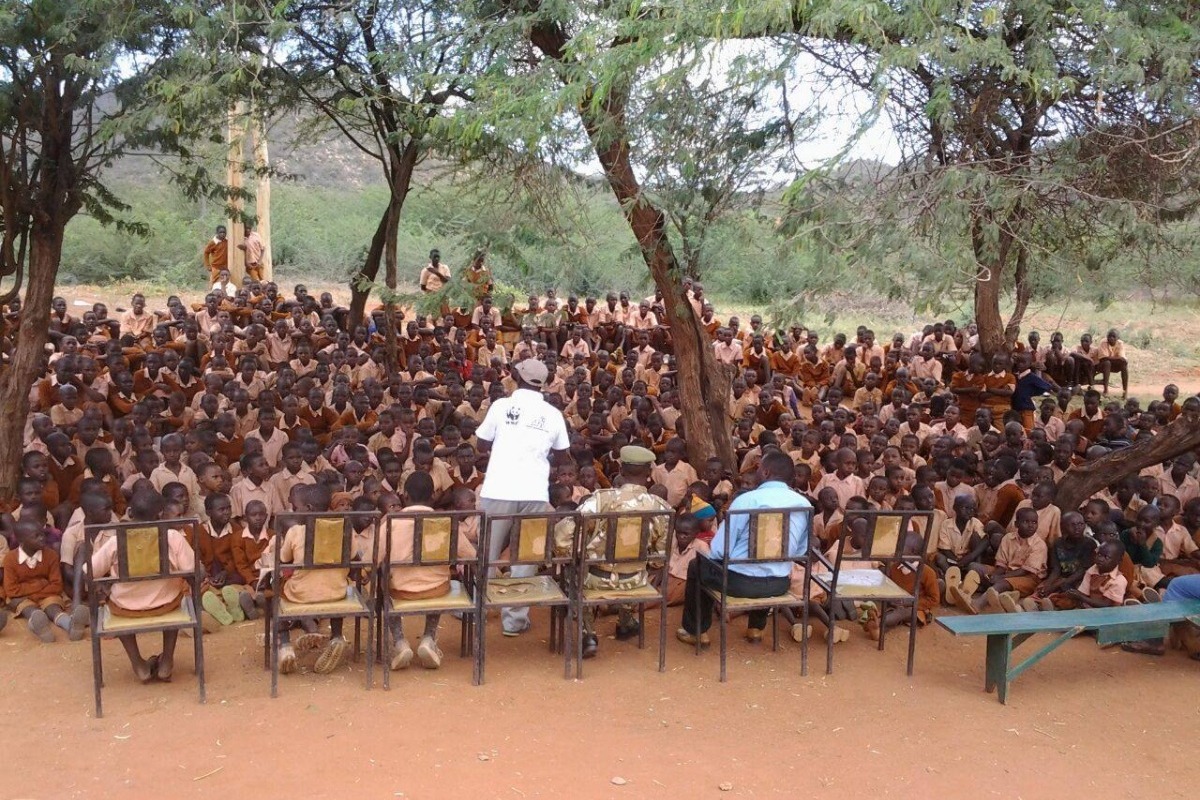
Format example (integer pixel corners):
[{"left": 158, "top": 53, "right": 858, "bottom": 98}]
[{"left": 708, "top": 481, "right": 811, "bottom": 578}]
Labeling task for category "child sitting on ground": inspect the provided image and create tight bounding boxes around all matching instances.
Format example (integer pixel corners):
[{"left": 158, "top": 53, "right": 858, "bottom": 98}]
[
  {"left": 197, "top": 493, "right": 256, "bottom": 627},
  {"left": 3, "top": 519, "right": 87, "bottom": 641},
  {"left": 1026, "top": 539, "right": 1126, "bottom": 611},
  {"left": 231, "top": 500, "right": 273, "bottom": 615},
  {"left": 862, "top": 532, "right": 939, "bottom": 640},
  {"left": 949, "top": 506, "right": 1047, "bottom": 614},
  {"left": 1020, "top": 511, "right": 1097, "bottom": 611},
  {"left": 790, "top": 497, "right": 876, "bottom": 644},
  {"left": 936, "top": 495, "right": 988, "bottom": 602}
]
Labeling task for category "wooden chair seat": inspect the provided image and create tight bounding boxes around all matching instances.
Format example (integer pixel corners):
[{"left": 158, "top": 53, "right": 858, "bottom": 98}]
[
  {"left": 703, "top": 589, "right": 800, "bottom": 609},
  {"left": 820, "top": 575, "right": 912, "bottom": 599},
  {"left": 278, "top": 587, "right": 369, "bottom": 618},
  {"left": 582, "top": 583, "right": 660, "bottom": 602},
  {"left": 390, "top": 584, "right": 474, "bottom": 613},
  {"left": 98, "top": 603, "right": 195, "bottom": 634},
  {"left": 486, "top": 575, "right": 566, "bottom": 605}
]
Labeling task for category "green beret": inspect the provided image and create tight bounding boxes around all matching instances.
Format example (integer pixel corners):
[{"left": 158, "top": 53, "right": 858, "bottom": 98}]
[{"left": 620, "top": 445, "right": 657, "bottom": 465}]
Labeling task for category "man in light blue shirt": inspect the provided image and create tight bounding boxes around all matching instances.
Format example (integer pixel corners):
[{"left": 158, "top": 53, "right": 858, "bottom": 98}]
[{"left": 678, "top": 450, "right": 811, "bottom": 645}]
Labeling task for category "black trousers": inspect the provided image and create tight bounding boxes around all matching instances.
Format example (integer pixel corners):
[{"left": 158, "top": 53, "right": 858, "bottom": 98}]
[{"left": 681, "top": 556, "right": 791, "bottom": 634}]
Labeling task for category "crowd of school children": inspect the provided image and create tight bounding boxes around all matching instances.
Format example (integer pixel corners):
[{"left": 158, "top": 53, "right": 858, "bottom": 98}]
[{"left": 3, "top": 255, "right": 1199, "bottom": 684}]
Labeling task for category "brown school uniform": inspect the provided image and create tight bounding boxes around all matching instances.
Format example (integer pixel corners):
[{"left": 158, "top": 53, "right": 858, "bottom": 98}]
[
  {"left": 197, "top": 520, "right": 243, "bottom": 580},
  {"left": 949, "top": 371, "right": 987, "bottom": 420},
  {"left": 887, "top": 562, "right": 940, "bottom": 623},
  {"left": 3, "top": 548, "right": 65, "bottom": 613},
  {"left": 232, "top": 527, "right": 274, "bottom": 586},
  {"left": 47, "top": 454, "right": 83, "bottom": 507},
  {"left": 1008, "top": 500, "right": 1061, "bottom": 544},
  {"left": 993, "top": 532, "right": 1048, "bottom": 596},
  {"left": 68, "top": 470, "right": 127, "bottom": 517},
  {"left": 975, "top": 479, "right": 1024, "bottom": 528}
]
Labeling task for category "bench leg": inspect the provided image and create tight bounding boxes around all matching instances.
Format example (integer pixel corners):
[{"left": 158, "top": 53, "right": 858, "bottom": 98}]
[{"left": 984, "top": 634, "right": 1011, "bottom": 702}]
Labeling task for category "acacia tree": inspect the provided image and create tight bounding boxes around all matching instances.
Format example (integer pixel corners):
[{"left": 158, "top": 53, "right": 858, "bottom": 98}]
[
  {"left": 779, "top": 0, "right": 1200, "bottom": 355},
  {"left": 0, "top": 0, "right": 197, "bottom": 501},
  {"left": 631, "top": 50, "right": 801, "bottom": 281},
  {"left": 249, "top": 0, "right": 482, "bottom": 355},
  {"left": 464, "top": 4, "right": 809, "bottom": 468}
]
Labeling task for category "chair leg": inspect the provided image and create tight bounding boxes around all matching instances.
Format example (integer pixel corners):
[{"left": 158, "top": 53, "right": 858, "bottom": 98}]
[
  {"left": 906, "top": 603, "right": 920, "bottom": 676},
  {"left": 353, "top": 616, "right": 361, "bottom": 663},
  {"left": 637, "top": 605, "right": 645, "bottom": 649},
  {"left": 576, "top": 603, "right": 584, "bottom": 680},
  {"left": 564, "top": 606, "right": 575, "bottom": 680},
  {"left": 771, "top": 609, "right": 779, "bottom": 652},
  {"left": 92, "top": 633, "right": 104, "bottom": 719},
  {"left": 365, "top": 615, "right": 374, "bottom": 690},
  {"left": 719, "top": 607, "right": 728, "bottom": 683},
  {"left": 825, "top": 598, "right": 835, "bottom": 676},
  {"left": 262, "top": 608, "right": 271, "bottom": 671},
  {"left": 270, "top": 612, "right": 279, "bottom": 699},
  {"left": 382, "top": 621, "right": 391, "bottom": 691},
  {"left": 801, "top": 600, "right": 810, "bottom": 677},
  {"left": 475, "top": 607, "right": 486, "bottom": 686},
  {"left": 194, "top": 620, "right": 206, "bottom": 706},
  {"left": 658, "top": 595, "right": 667, "bottom": 673},
  {"left": 877, "top": 602, "right": 887, "bottom": 651}
]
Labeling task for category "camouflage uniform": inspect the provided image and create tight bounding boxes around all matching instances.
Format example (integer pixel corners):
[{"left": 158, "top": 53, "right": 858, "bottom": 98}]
[{"left": 555, "top": 483, "right": 671, "bottom": 635}]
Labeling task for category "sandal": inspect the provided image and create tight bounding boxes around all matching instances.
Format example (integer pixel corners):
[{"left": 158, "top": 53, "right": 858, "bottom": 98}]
[
  {"left": 143, "top": 655, "right": 161, "bottom": 684},
  {"left": 1121, "top": 641, "right": 1166, "bottom": 656}
]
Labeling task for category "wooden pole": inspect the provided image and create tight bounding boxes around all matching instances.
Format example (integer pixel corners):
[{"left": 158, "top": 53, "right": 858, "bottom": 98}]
[
  {"left": 226, "top": 101, "right": 247, "bottom": 284},
  {"left": 252, "top": 111, "right": 273, "bottom": 282}
]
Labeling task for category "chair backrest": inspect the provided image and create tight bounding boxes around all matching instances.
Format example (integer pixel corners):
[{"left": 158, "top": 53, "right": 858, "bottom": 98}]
[
  {"left": 272, "top": 511, "right": 380, "bottom": 571},
  {"left": 578, "top": 509, "right": 674, "bottom": 567},
  {"left": 483, "top": 511, "right": 580, "bottom": 569},
  {"left": 836, "top": 509, "right": 936, "bottom": 569},
  {"left": 720, "top": 506, "right": 814, "bottom": 567},
  {"left": 84, "top": 517, "right": 202, "bottom": 586},
  {"left": 381, "top": 509, "right": 484, "bottom": 568}
]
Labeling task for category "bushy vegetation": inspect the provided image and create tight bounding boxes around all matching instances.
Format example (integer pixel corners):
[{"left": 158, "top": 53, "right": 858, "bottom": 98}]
[{"left": 59, "top": 168, "right": 1200, "bottom": 315}]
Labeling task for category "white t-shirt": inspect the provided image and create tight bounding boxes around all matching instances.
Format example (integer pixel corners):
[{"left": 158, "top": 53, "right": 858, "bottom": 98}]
[{"left": 477, "top": 388, "right": 569, "bottom": 502}]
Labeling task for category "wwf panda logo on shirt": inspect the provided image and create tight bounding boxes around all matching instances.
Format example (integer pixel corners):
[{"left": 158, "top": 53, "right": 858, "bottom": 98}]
[{"left": 505, "top": 407, "right": 521, "bottom": 425}]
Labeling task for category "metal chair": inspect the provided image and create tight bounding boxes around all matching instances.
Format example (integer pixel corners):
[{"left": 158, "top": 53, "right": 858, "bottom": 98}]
[
  {"left": 698, "top": 505, "right": 814, "bottom": 682},
  {"left": 573, "top": 509, "right": 673, "bottom": 679},
  {"left": 264, "top": 511, "right": 378, "bottom": 697},
  {"left": 808, "top": 508, "right": 935, "bottom": 676},
  {"left": 476, "top": 510, "right": 579, "bottom": 683},
  {"left": 377, "top": 509, "right": 485, "bottom": 688},
  {"left": 83, "top": 518, "right": 205, "bottom": 718}
]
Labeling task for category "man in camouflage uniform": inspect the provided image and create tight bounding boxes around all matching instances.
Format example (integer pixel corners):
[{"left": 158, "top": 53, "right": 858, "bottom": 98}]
[{"left": 554, "top": 445, "right": 671, "bottom": 658}]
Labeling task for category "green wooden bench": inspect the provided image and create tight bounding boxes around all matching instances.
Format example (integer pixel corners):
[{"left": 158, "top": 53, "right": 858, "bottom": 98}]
[{"left": 936, "top": 601, "right": 1200, "bottom": 703}]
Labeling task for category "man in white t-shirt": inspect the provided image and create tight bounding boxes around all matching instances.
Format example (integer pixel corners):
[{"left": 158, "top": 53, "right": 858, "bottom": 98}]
[{"left": 476, "top": 358, "right": 570, "bottom": 636}]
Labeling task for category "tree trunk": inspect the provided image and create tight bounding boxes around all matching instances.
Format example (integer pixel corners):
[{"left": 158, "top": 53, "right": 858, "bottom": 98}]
[
  {"left": 971, "top": 211, "right": 1008, "bottom": 358},
  {"left": 525, "top": 17, "right": 734, "bottom": 467},
  {"left": 1004, "top": 242, "right": 1031, "bottom": 346},
  {"left": 1055, "top": 409, "right": 1200, "bottom": 512},
  {"left": 0, "top": 235, "right": 60, "bottom": 502},
  {"left": 581, "top": 96, "right": 735, "bottom": 469},
  {"left": 348, "top": 206, "right": 390, "bottom": 331},
  {"left": 383, "top": 195, "right": 399, "bottom": 373},
  {"left": 348, "top": 140, "right": 419, "bottom": 344}
]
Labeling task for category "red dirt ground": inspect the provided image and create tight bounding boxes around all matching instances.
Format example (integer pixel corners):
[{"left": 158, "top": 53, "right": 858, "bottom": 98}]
[{"left": 3, "top": 606, "right": 1198, "bottom": 799}]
